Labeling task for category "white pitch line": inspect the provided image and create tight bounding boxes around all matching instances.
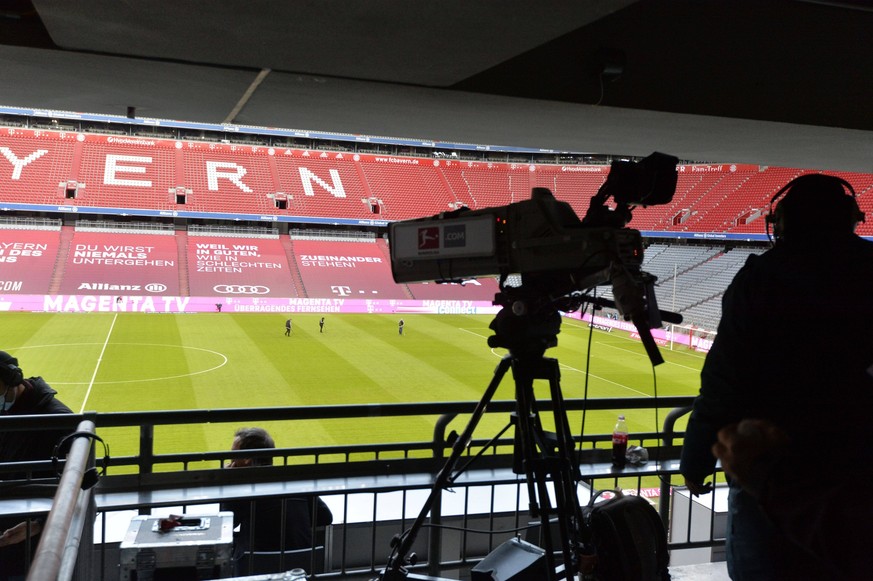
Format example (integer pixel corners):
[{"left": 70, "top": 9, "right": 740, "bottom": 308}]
[
  {"left": 564, "top": 319, "right": 707, "bottom": 368},
  {"left": 459, "top": 327, "right": 491, "bottom": 340},
  {"left": 473, "top": 325, "right": 653, "bottom": 398},
  {"left": 556, "top": 361, "right": 652, "bottom": 397},
  {"left": 596, "top": 341, "right": 703, "bottom": 372},
  {"left": 79, "top": 313, "right": 117, "bottom": 413}
]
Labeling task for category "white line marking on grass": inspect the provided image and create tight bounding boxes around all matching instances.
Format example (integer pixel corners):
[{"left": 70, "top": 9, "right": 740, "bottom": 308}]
[
  {"left": 556, "top": 361, "right": 652, "bottom": 397},
  {"left": 563, "top": 319, "right": 707, "bottom": 367},
  {"left": 84, "top": 347, "right": 229, "bottom": 384},
  {"left": 596, "top": 341, "right": 702, "bottom": 372},
  {"left": 80, "top": 313, "right": 118, "bottom": 413},
  {"left": 459, "top": 327, "right": 491, "bottom": 339},
  {"left": 59, "top": 344, "right": 228, "bottom": 386},
  {"left": 481, "top": 335, "right": 650, "bottom": 397}
]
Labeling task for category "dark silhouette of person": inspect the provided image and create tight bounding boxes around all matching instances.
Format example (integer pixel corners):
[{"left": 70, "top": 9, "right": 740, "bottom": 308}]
[
  {"left": 285, "top": 318, "right": 292, "bottom": 336},
  {"left": 680, "top": 174, "right": 873, "bottom": 580},
  {"left": 0, "top": 351, "right": 74, "bottom": 580},
  {"left": 220, "top": 428, "right": 332, "bottom": 568},
  {"left": 319, "top": 317, "right": 324, "bottom": 333},
  {"left": 713, "top": 419, "right": 873, "bottom": 580},
  {"left": 398, "top": 319, "right": 404, "bottom": 335}
]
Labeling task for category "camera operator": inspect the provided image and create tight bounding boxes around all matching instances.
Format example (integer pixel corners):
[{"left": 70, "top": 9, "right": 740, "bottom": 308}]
[
  {"left": 680, "top": 174, "right": 873, "bottom": 580},
  {"left": 712, "top": 419, "right": 872, "bottom": 579}
]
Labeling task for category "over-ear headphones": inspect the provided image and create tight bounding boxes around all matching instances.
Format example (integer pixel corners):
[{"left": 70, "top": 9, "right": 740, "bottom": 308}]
[
  {"left": 52, "top": 431, "right": 110, "bottom": 490},
  {"left": 0, "top": 351, "right": 24, "bottom": 389},
  {"left": 765, "top": 174, "right": 865, "bottom": 243}
]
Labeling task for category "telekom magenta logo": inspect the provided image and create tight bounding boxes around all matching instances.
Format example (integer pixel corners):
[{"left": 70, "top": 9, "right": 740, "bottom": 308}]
[{"left": 418, "top": 227, "right": 439, "bottom": 250}]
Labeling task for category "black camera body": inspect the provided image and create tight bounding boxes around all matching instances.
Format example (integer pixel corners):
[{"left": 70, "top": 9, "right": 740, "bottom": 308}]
[
  {"left": 389, "top": 152, "right": 678, "bottom": 294},
  {"left": 389, "top": 189, "right": 643, "bottom": 291}
]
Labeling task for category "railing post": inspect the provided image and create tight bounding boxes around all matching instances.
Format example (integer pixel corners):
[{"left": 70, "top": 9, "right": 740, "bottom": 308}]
[
  {"left": 659, "top": 405, "right": 693, "bottom": 527},
  {"left": 138, "top": 423, "right": 154, "bottom": 515},
  {"left": 427, "top": 413, "right": 456, "bottom": 576},
  {"left": 139, "top": 423, "right": 154, "bottom": 475}
]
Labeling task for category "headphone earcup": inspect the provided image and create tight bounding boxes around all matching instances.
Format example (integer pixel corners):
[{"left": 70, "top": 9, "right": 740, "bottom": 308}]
[
  {"left": 845, "top": 195, "right": 865, "bottom": 227},
  {"left": 1, "top": 364, "right": 23, "bottom": 388},
  {"left": 81, "top": 467, "right": 99, "bottom": 490},
  {"left": 766, "top": 205, "right": 784, "bottom": 240}
]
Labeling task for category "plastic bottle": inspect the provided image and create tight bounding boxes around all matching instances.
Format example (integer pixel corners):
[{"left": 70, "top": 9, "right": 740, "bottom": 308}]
[{"left": 612, "top": 414, "right": 629, "bottom": 467}]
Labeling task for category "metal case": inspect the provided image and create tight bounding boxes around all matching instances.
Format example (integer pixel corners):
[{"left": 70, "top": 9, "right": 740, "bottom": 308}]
[{"left": 119, "top": 512, "right": 235, "bottom": 580}]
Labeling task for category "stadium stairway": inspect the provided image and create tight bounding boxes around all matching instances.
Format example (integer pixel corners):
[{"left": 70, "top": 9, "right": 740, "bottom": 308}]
[
  {"left": 376, "top": 239, "right": 414, "bottom": 299},
  {"left": 48, "top": 225, "right": 74, "bottom": 294},
  {"left": 175, "top": 229, "right": 190, "bottom": 296},
  {"left": 280, "top": 236, "right": 305, "bottom": 297}
]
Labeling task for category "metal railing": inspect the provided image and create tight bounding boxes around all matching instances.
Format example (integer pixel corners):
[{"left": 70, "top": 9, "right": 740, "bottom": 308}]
[
  {"left": 1, "top": 396, "right": 724, "bottom": 579},
  {"left": 27, "top": 420, "right": 99, "bottom": 581}
]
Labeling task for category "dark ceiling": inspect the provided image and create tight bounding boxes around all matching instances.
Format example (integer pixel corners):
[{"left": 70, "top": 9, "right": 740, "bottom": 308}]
[{"left": 1, "top": 0, "right": 871, "bottom": 171}]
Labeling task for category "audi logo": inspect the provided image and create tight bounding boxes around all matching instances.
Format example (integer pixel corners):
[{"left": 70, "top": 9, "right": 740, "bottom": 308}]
[
  {"left": 145, "top": 283, "right": 167, "bottom": 293},
  {"left": 213, "top": 285, "right": 270, "bottom": 295}
]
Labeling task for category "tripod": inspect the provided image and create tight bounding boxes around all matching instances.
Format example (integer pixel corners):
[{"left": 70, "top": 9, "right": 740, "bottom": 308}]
[{"left": 379, "top": 301, "right": 587, "bottom": 581}]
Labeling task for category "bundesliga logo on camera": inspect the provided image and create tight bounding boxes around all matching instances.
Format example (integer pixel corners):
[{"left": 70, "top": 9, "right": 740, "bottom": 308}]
[
  {"left": 418, "top": 227, "right": 439, "bottom": 251},
  {"left": 417, "top": 225, "right": 466, "bottom": 255}
]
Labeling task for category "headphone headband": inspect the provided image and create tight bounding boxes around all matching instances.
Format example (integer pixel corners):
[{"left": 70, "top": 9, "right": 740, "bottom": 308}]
[
  {"left": 765, "top": 174, "right": 864, "bottom": 243},
  {"left": 52, "top": 431, "right": 110, "bottom": 490},
  {"left": 769, "top": 174, "right": 856, "bottom": 207}
]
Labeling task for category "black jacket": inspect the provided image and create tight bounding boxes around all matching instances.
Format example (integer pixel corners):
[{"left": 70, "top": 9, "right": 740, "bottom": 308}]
[
  {"left": 0, "top": 377, "right": 73, "bottom": 578},
  {"left": 221, "top": 495, "right": 333, "bottom": 553},
  {"left": 0, "top": 376, "right": 74, "bottom": 468},
  {"left": 681, "top": 233, "right": 873, "bottom": 484}
]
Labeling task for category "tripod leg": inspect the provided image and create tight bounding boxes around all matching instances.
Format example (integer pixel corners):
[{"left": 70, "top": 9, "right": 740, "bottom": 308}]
[
  {"left": 511, "top": 357, "right": 584, "bottom": 581},
  {"left": 544, "top": 358, "right": 586, "bottom": 576},
  {"left": 380, "top": 355, "right": 513, "bottom": 580},
  {"left": 512, "top": 369, "right": 560, "bottom": 578}
]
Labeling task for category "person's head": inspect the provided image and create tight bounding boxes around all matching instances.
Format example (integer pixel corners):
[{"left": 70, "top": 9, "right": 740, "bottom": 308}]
[
  {"left": 228, "top": 426, "right": 275, "bottom": 468},
  {"left": 767, "top": 174, "right": 864, "bottom": 242},
  {"left": 0, "top": 351, "right": 24, "bottom": 412}
]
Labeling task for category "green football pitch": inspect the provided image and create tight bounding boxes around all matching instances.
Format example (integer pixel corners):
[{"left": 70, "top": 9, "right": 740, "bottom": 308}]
[{"left": 2, "top": 312, "right": 704, "bottom": 462}]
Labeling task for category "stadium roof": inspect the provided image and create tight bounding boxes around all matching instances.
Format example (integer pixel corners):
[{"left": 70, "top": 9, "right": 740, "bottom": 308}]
[{"left": 1, "top": 0, "right": 871, "bottom": 172}]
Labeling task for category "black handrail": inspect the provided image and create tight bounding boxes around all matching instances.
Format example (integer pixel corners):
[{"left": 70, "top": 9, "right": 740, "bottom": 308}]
[{"left": 1, "top": 397, "right": 695, "bottom": 481}]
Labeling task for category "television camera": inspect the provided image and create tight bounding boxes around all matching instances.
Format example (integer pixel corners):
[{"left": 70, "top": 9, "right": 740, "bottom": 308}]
[
  {"left": 377, "top": 154, "right": 682, "bottom": 581},
  {"left": 389, "top": 151, "right": 682, "bottom": 364}
]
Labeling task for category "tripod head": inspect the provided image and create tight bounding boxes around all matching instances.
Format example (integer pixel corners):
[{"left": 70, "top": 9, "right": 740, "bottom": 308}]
[{"left": 487, "top": 286, "right": 563, "bottom": 361}]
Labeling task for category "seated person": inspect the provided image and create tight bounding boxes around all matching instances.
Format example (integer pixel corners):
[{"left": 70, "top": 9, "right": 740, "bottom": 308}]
[{"left": 220, "top": 427, "right": 333, "bottom": 557}]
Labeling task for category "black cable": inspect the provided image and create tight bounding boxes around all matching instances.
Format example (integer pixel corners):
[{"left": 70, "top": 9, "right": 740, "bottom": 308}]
[
  {"left": 650, "top": 362, "right": 670, "bottom": 486},
  {"left": 577, "top": 297, "right": 596, "bottom": 461}
]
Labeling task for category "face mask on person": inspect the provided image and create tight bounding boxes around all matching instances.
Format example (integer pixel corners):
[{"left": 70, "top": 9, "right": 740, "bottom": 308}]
[{"left": 1, "top": 385, "right": 15, "bottom": 412}]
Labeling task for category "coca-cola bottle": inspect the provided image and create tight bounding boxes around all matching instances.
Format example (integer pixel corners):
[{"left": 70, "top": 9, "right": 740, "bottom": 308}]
[{"left": 612, "top": 414, "right": 629, "bottom": 467}]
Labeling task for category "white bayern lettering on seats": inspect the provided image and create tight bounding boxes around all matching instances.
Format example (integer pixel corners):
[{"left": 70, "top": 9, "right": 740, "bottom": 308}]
[
  {"left": 206, "top": 161, "right": 253, "bottom": 192},
  {"left": 299, "top": 167, "right": 346, "bottom": 198},
  {"left": 104, "top": 154, "right": 153, "bottom": 187},
  {"left": 0, "top": 147, "right": 49, "bottom": 180}
]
